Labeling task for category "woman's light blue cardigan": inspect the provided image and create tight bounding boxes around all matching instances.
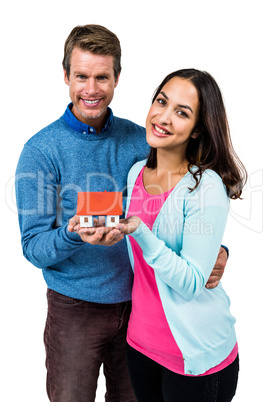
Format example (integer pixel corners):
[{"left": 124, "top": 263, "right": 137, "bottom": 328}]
[{"left": 125, "top": 160, "right": 237, "bottom": 375}]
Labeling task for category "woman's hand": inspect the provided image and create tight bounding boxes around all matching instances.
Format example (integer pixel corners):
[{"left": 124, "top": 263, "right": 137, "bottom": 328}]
[{"left": 116, "top": 216, "right": 141, "bottom": 235}]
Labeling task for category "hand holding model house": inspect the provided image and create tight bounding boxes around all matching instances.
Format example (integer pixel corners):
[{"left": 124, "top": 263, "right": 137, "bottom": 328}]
[
  {"left": 77, "top": 191, "right": 123, "bottom": 228},
  {"left": 68, "top": 191, "right": 140, "bottom": 246}
]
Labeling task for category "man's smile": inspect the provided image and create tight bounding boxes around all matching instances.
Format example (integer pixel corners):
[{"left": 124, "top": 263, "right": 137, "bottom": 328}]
[{"left": 82, "top": 98, "right": 102, "bottom": 106}]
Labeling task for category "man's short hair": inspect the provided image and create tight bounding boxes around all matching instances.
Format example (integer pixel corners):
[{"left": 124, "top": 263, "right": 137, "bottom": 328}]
[{"left": 63, "top": 24, "right": 122, "bottom": 80}]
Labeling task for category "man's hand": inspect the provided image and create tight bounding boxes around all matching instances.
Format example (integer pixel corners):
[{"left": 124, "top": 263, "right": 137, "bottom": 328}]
[
  {"left": 68, "top": 215, "right": 125, "bottom": 246},
  {"left": 206, "top": 247, "right": 228, "bottom": 289}
]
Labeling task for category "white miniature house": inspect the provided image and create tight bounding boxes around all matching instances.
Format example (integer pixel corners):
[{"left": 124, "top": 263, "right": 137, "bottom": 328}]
[{"left": 77, "top": 191, "right": 123, "bottom": 228}]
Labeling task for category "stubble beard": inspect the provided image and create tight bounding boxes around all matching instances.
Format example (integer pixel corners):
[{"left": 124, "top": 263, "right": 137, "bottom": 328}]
[{"left": 74, "top": 103, "right": 107, "bottom": 122}]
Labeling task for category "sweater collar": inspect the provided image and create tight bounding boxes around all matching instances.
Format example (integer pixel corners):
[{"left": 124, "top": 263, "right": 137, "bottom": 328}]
[{"left": 63, "top": 103, "right": 113, "bottom": 135}]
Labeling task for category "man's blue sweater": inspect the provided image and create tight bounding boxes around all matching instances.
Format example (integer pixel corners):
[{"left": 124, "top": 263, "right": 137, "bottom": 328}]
[{"left": 16, "top": 104, "right": 148, "bottom": 303}]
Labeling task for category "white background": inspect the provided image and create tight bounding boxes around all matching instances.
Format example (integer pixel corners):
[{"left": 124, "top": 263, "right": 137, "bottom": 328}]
[{"left": 1, "top": 0, "right": 267, "bottom": 400}]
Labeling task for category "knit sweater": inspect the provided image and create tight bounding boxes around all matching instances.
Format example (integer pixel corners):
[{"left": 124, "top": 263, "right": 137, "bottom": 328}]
[
  {"left": 15, "top": 104, "right": 148, "bottom": 303},
  {"left": 125, "top": 160, "right": 237, "bottom": 375}
]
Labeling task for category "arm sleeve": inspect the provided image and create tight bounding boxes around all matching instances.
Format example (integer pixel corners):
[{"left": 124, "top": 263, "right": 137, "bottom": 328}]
[
  {"left": 15, "top": 144, "right": 84, "bottom": 269},
  {"left": 130, "top": 175, "right": 229, "bottom": 300}
]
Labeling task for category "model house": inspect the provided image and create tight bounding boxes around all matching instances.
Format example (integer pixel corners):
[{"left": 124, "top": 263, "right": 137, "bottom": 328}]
[{"left": 77, "top": 191, "right": 123, "bottom": 228}]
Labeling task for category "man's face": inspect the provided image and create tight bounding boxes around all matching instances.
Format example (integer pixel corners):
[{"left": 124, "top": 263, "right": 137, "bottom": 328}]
[{"left": 64, "top": 47, "right": 120, "bottom": 132}]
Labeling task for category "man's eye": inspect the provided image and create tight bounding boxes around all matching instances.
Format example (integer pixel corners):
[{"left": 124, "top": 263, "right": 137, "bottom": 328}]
[
  {"left": 78, "top": 75, "right": 86, "bottom": 80},
  {"left": 97, "top": 76, "right": 108, "bottom": 81}
]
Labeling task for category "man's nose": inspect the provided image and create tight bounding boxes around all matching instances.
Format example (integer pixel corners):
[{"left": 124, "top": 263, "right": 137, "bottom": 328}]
[{"left": 85, "top": 78, "right": 98, "bottom": 95}]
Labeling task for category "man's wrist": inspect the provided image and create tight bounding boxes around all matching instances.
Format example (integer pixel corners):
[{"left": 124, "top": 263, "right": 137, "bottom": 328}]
[{"left": 221, "top": 245, "right": 229, "bottom": 258}]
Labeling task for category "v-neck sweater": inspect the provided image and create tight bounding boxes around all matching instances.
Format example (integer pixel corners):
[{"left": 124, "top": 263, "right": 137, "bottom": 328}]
[{"left": 15, "top": 104, "right": 149, "bottom": 303}]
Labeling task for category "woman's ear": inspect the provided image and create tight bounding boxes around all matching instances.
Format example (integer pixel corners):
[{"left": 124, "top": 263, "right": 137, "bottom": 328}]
[{"left": 191, "top": 129, "right": 201, "bottom": 139}]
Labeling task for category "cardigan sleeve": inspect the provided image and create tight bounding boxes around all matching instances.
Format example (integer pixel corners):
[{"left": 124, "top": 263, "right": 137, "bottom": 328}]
[{"left": 130, "top": 172, "right": 229, "bottom": 300}]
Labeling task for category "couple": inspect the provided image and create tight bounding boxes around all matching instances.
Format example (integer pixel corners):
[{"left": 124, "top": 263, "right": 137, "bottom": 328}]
[
  {"left": 16, "top": 24, "right": 246, "bottom": 402},
  {"left": 70, "top": 67, "right": 246, "bottom": 402}
]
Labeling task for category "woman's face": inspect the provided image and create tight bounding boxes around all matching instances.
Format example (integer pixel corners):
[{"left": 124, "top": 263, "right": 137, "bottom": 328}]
[{"left": 146, "top": 77, "right": 200, "bottom": 153}]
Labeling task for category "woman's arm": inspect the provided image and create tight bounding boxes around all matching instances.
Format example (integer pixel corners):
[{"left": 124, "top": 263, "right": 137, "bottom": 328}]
[{"left": 117, "top": 174, "right": 229, "bottom": 300}]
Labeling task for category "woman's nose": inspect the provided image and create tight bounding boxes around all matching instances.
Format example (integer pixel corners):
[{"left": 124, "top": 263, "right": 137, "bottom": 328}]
[{"left": 159, "top": 108, "right": 172, "bottom": 125}]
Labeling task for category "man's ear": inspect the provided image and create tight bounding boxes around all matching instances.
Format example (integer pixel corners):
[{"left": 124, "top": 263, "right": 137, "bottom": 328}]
[
  {"left": 114, "top": 72, "right": 120, "bottom": 88},
  {"left": 63, "top": 69, "right": 70, "bottom": 86}
]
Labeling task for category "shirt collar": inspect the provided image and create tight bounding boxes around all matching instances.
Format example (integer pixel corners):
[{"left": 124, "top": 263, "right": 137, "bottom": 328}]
[{"left": 63, "top": 103, "right": 113, "bottom": 135}]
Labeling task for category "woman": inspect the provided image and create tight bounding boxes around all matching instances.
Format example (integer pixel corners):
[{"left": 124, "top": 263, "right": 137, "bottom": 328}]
[{"left": 115, "top": 69, "right": 247, "bottom": 401}]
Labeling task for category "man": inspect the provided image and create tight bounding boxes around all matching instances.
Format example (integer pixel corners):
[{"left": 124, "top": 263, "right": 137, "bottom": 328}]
[{"left": 16, "top": 25, "right": 227, "bottom": 401}]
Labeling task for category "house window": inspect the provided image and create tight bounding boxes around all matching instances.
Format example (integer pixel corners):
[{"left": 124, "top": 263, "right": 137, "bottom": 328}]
[
  {"left": 84, "top": 217, "right": 88, "bottom": 223},
  {"left": 111, "top": 217, "right": 115, "bottom": 222}
]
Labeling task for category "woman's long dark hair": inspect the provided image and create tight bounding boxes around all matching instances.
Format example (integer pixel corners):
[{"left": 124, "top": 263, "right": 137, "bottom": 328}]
[{"left": 146, "top": 69, "right": 247, "bottom": 199}]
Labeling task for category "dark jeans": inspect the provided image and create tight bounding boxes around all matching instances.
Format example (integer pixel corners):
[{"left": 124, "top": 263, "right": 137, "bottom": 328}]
[
  {"left": 44, "top": 289, "right": 136, "bottom": 402},
  {"left": 127, "top": 345, "right": 239, "bottom": 402}
]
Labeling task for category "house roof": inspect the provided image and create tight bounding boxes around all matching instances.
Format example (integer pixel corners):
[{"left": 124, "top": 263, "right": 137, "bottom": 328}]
[{"left": 77, "top": 191, "right": 123, "bottom": 216}]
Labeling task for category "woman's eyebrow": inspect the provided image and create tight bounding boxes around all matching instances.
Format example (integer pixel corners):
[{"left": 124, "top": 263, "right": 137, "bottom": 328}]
[
  {"left": 159, "top": 91, "right": 193, "bottom": 114},
  {"left": 160, "top": 91, "right": 168, "bottom": 100},
  {"left": 178, "top": 104, "right": 193, "bottom": 114}
]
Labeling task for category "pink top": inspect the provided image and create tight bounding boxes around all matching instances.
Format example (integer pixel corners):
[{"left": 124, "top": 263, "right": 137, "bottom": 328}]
[{"left": 127, "top": 167, "right": 238, "bottom": 376}]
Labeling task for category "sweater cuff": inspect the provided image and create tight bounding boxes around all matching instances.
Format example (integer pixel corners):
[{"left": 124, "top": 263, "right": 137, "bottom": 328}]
[
  {"left": 221, "top": 244, "right": 229, "bottom": 258},
  {"left": 64, "top": 224, "right": 85, "bottom": 244},
  {"left": 130, "top": 221, "right": 160, "bottom": 255}
]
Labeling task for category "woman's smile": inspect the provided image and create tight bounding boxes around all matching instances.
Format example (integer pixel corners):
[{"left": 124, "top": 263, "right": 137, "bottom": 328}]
[{"left": 152, "top": 124, "right": 172, "bottom": 137}]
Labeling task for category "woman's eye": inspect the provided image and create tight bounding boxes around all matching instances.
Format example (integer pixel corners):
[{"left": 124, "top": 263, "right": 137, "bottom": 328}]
[
  {"left": 156, "top": 98, "right": 166, "bottom": 106},
  {"left": 177, "top": 110, "right": 188, "bottom": 118}
]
